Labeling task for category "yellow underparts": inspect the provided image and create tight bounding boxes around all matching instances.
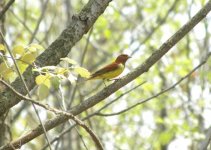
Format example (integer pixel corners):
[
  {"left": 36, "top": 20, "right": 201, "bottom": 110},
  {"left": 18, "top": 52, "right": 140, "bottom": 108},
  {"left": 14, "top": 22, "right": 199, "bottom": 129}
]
[{"left": 92, "top": 64, "right": 125, "bottom": 79}]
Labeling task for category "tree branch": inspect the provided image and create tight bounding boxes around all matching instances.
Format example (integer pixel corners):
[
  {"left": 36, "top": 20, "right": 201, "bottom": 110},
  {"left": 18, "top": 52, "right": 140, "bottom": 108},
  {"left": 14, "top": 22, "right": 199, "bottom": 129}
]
[
  {"left": 0, "top": 0, "right": 112, "bottom": 116},
  {"left": 199, "top": 126, "right": 211, "bottom": 150},
  {"left": 96, "top": 53, "right": 211, "bottom": 116},
  {"left": 0, "top": 79, "right": 103, "bottom": 150},
  {"left": 1, "top": 0, "right": 211, "bottom": 149}
]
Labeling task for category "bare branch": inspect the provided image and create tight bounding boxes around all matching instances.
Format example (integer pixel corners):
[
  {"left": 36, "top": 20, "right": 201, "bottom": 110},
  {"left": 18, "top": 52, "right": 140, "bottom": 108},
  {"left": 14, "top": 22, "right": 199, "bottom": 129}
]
[
  {"left": 0, "top": 0, "right": 211, "bottom": 148},
  {"left": 0, "top": 79, "right": 103, "bottom": 150}
]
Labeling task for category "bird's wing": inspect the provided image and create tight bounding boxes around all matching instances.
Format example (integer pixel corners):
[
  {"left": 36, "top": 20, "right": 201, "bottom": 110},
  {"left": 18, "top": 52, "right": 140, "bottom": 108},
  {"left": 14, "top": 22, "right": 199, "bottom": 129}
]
[{"left": 90, "top": 63, "right": 119, "bottom": 78}]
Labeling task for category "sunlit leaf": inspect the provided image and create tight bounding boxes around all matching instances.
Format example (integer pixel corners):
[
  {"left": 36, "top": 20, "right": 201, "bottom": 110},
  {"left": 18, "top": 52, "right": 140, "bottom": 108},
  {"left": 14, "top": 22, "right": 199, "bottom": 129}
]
[
  {"left": 0, "top": 62, "right": 15, "bottom": 81},
  {"left": 0, "top": 62, "right": 8, "bottom": 72},
  {"left": 0, "top": 44, "right": 5, "bottom": 52},
  {"left": 30, "top": 43, "right": 44, "bottom": 51},
  {"left": 17, "top": 61, "right": 28, "bottom": 73},
  {"left": 55, "top": 67, "right": 68, "bottom": 75},
  {"left": 13, "top": 45, "right": 25, "bottom": 56},
  {"left": 21, "top": 53, "right": 36, "bottom": 64},
  {"left": 35, "top": 74, "right": 51, "bottom": 88},
  {"left": 28, "top": 46, "right": 37, "bottom": 52},
  {"left": 60, "top": 57, "right": 77, "bottom": 65},
  {"left": 4, "top": 70, "right": 16, "bottom": 82},
  {"left": 74, "top": 67, "right": 90, "bottom": 78}
]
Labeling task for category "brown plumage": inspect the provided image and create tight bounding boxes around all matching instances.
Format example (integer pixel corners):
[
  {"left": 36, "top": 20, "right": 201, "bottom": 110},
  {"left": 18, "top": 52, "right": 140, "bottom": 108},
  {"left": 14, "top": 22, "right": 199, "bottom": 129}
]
[{"left": 88, "top": 54, "right": 131, "bottom": 80}]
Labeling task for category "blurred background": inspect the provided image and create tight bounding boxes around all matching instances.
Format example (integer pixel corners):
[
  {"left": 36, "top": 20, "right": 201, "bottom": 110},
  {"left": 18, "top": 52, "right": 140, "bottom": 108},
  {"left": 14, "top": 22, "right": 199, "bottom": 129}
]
[{"left": 1, "top": 0, "right": 211, "bottom": 149}]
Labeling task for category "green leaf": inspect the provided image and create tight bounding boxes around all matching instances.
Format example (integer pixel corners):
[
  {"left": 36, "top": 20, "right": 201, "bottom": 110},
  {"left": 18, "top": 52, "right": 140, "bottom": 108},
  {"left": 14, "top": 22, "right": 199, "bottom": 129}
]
[
  {"left": 50, "top": 76, "right": 60, "bottom": 90},
  {"left": 38, "top": 84, "right": 49, "bottom": 100},
  {"left": 74, "top": 67, "right": 90, "bottom": 78},
  {"left": 60, "top": 57, "right": 77, "bottom": 65}
]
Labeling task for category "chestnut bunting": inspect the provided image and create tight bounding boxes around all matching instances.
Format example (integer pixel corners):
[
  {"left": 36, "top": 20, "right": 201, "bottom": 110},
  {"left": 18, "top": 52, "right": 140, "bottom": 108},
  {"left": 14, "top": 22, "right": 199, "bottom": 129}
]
[{"left": 88, "top": 54, "right": 131, "bottom": 80}]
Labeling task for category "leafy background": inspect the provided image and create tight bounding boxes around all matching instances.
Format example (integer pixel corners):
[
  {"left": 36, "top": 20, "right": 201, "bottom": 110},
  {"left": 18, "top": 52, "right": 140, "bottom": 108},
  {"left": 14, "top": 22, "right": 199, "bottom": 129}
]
[{"left": 0, "top": 0, "right": 211, "bottom": 149}]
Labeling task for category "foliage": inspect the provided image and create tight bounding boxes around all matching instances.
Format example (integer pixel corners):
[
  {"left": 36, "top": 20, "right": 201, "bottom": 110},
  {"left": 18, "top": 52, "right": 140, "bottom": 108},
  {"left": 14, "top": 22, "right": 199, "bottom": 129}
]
[{"left": 0, "top": 0, "right": 211, "bottom": 149}]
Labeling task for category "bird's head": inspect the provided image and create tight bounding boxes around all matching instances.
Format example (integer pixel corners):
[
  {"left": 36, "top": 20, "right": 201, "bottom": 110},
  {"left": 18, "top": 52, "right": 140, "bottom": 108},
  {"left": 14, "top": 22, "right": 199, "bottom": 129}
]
[{"left": 115, "top": 54, "right": 131, "bottom": 64}]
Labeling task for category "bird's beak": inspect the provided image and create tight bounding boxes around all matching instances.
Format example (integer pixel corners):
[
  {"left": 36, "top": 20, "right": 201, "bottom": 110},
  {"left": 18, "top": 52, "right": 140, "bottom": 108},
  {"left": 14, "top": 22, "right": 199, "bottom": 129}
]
[{"left": 128, "top": 56, "right": 132, "bottom": 59}]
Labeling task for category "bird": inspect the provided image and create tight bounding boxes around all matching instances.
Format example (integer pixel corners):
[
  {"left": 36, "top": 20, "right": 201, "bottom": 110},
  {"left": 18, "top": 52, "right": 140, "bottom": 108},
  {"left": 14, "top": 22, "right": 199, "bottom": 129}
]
[{"left": 88, "top": 54, "right": 131, "bottom": 81}]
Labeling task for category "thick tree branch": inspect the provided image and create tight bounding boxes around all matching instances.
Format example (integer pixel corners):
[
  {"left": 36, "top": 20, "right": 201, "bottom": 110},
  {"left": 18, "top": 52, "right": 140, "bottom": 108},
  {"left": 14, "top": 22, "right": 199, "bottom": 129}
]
[
  {"left": 0, "top": 0, "right": 112, "bottom": 116},
  {"left": 0, "top": 79, "right": 103, "bottom": 150},
  {"left": 0, "top": 1, "right": 211, "bottom": 149}
]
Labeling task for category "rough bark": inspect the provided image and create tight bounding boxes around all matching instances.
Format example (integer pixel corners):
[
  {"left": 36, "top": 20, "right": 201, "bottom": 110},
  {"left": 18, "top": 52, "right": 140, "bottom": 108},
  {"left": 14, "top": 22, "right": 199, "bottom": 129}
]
[
  {"left": 1, "top": 0, "right": 211, "bottom": 149},
  {"left": 0, "top": 0, "right": 112, "bottom": 116}
]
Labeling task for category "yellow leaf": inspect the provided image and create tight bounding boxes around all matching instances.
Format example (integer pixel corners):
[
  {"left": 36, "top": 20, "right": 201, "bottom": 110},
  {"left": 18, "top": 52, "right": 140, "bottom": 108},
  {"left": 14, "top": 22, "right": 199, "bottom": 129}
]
[
  {"left": 17, "top": 61, "right": 28, "bottom": 73},
  {"left": 21, "top": 53, "right": 36, "bottom": 64},
  {"left": 74, "top": 67, "right": 90, "bottom": 78},
  {"left": 35, "top": 74, "right": 51, "bottom": 88},
  {"left": 55, "top": 67, "right": 68, "bottom": 75},
  {"left": 28, "top": 46, "right": 37, "bottom": 52},
  {"left": 0, "top": 62, "right": 8, "bottom": 72},
  {"left": 13, "top": 45, "right": 25, "bottom": 56},
  {"left": 60, "top": 57, "right": 77, "bottom": 65},
  {"left": 0, "top": 44, "right": 5, "bottom": 52},
  {"left": 0, "top": 62, "right": 15, "bottom": 81},
  {"left": 3, "top": 70, "right": 16, "bottom": 82},
  {"left": 30, "top": 43, "right": 44, "bottom": 51}
]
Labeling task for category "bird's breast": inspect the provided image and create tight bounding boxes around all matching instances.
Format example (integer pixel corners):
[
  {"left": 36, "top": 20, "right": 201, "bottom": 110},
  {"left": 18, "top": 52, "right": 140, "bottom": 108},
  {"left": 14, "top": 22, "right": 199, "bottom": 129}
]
[{"left": 99, "top": 63, "right": 125, "bottom": 79}]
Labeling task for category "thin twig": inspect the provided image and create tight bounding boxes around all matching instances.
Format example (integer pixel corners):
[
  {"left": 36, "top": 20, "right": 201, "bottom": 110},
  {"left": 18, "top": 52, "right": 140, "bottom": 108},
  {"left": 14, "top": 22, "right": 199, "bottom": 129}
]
[
  {"left": 40, "top": 81, "right": 146, "bottom": 150},
  {"left": 1, "top": 0, "right": 211, "bottom": 149},
  {"left": 0, "top": 79, "right": 104, "bottom": 150},
  {"left": 0, "top": 31, "right": 53, "bottom": 150},
  {"left": 131, "top": 0, "right": 179, "bottom": 55},
  {"left": 28, "top": 0, "right": 49, "bottom": 44},
  {"left": 68, "top": 27, "right": 94, "bottom": 107},
  {"left": 8, "top": 10, "right": 41, "bottom": 43}
]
